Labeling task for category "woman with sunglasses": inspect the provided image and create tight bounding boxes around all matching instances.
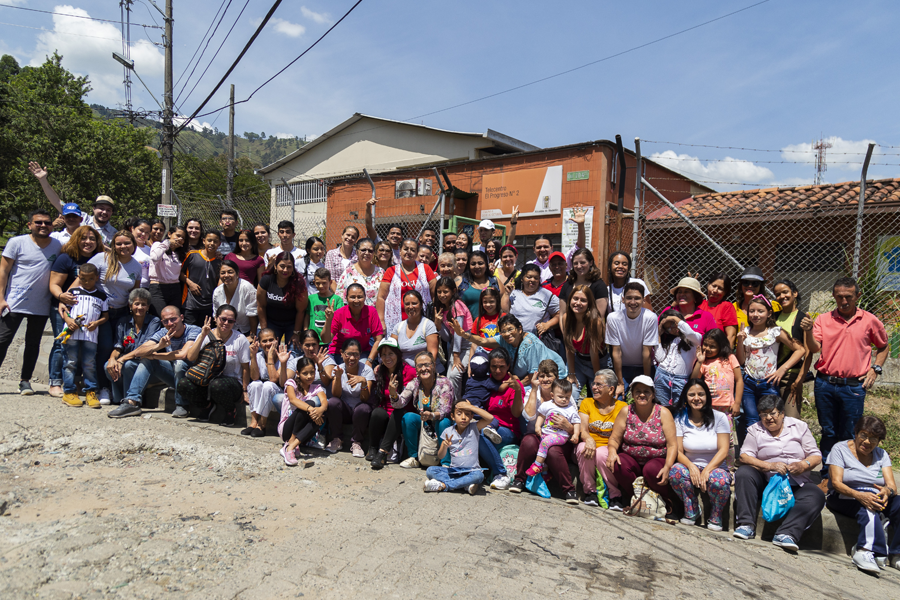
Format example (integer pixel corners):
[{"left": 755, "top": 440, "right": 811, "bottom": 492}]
[{"left": 733, "top": 266, "right": 780, "bottom": 332}]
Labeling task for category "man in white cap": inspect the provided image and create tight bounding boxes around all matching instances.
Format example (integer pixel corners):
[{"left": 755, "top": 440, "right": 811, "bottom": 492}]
[
  {"left": 28, "top": 161, "right": 117, "bottom": 245},
  {"left": 475, "top": 207, "right": 518, "bottom": 254}
]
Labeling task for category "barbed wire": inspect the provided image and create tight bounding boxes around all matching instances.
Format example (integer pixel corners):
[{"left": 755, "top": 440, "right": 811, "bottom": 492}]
[{"left": 643, "top": 139, "right": 900, "bottom": 156}]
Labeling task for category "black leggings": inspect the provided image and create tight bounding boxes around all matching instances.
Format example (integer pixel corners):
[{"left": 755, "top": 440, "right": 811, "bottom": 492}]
[
  {"left": 177, "top": 375, "right": 243, "bottom": 411},
  {"left": 377, "top": 406, "right": 415, "bottom": 453},
  {"left": 369, "top": 407, "right": 391, "bottom": 450},
  {"left": 281, "top": 410, "right": 320, "bottom": 445},
  {"left": 150, "top": 282, "right": 183, "bottom": 317},
  {"left": 0, "top": 312, "right": 48, "bottom": 381}
]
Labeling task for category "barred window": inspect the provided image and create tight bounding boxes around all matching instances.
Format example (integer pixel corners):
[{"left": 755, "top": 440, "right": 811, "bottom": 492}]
[{"left": 276, "top": 181, "right": 328, "bottom": 207}]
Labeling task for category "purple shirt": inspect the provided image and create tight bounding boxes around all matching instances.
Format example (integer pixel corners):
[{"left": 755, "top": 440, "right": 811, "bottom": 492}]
[{"left": 740, "top": 417, "right": 821, "bottom": 486}]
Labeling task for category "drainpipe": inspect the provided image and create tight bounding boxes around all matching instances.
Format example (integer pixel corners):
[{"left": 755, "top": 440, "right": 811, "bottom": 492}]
[{"left": 631, "top": 138, "right": 642, "bottom": 277}]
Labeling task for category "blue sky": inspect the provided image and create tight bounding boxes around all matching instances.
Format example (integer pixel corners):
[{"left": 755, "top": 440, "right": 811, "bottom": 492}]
[{"left": 2, "top": 0, "right": 900, "bottom": 190}]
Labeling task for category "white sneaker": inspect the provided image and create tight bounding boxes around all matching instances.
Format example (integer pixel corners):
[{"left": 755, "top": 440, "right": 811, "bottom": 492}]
[
  {"left": 490, "top": 475, "right": 510, "bottom": 490},
  {"left": 707, "top": 522, "right": 723, "bottom": 532},
  {"left": 389, "top": 442, "right": 400, "bottom": 463},
  {"left": 400, "top": 457, "right": 420, "bottom": 469},
  {"left": 423, "top": 479, "right": 445, "bottom": 492},
  {"left": 852, "top": 548, "right": 881, "bottom": 572},
  {"left": 852, "top": 545, "right": 887, "bottom": 569},
  {"left": 99, "top": 388, "right": 111, "bottom": 405},
  {"left": 482, "top": 426, "right": 502, "bottom": 444},
  {"left": 889, "top": 554, "right": 900, "bottom": 570},
  {"left": 468, "top": 483, "right": 481, "bottom": 496},
  {"left": 350, "top": 442, "right": 365, "bottom": 458}
]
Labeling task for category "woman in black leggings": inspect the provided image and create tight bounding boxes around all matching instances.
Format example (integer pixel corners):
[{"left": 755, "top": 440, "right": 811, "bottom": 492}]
[{"left": 279, "top": 357, "right": 328, "bottom": 466}]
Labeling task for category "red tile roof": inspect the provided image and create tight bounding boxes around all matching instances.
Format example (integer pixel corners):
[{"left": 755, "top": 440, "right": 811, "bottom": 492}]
[{"left": 646, "top": 177, "right": 900, "bottom": 222}]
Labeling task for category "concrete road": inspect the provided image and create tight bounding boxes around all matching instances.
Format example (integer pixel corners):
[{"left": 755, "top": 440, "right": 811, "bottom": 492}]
[{"left": 0, "top": 379, "right": 897, "bottom": 599}]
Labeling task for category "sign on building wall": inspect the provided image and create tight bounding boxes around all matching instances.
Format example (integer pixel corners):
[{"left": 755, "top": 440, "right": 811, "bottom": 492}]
[
  {"left": 877, "top": 235, "right": 900, "bottom": 291},
  {"left": 480, "top": 165, "right": 562, "bottom": 219},
  {"left": 562, "top": 207, "right": 593, "bottom": 258}
]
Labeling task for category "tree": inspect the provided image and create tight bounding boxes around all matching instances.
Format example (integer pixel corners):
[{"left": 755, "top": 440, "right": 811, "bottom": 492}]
[
  {"left": 0, "top": 54, "right": 20, "bottom": 84},
  {"left": 0, "top": 53, "right": 159, "bottom": 235}
]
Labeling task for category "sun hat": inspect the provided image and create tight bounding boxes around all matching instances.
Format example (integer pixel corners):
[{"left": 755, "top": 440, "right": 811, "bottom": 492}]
[
  {"left": 478, "top": 219, "right": 495, "bottom": 230},
  {"left": 669, "top": 277, "right": 706, "bottom": 298},
  {"left": 94, "top": 195, "right": 115, "bottom": 207}
]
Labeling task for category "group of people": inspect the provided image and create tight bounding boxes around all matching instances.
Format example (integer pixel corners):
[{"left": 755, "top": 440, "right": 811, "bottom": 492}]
[{"left": 2, "top": 166, "right": 895, "bottom": 572}]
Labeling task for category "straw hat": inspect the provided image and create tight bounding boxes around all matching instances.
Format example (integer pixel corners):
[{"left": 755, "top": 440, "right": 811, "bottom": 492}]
[{"left": 669, "top": 277, "right": 706, "bottom": 298}]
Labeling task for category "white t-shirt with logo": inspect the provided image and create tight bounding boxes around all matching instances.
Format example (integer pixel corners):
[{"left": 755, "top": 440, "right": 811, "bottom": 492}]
[
  {"left": 67, "top": 287, "right": 109, "bottom": 344},
  {"left": 1, "top": 234, "right": 62, "bottom": 316},
  {"left": 393, "top": 318, "right": 438, "bottom": 367},
  {"left": 88, "top": 254, "right": 142, "bottom": 310},
  {"left": 509, "top": 288, "right": 559, "bottom": 335}
]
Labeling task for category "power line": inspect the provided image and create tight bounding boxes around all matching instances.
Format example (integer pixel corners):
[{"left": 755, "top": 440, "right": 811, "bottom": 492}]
[
  {"left": 176, "top": 0, "right": 284, "bottom": 134},
  {"left": 192, "top": 0, "right": 364, "bottom": 120},
  {"left": 651, "top": 156, "right": 900, "bottom": 165},
  {"left": 174, "top": 0, "right": 236, "bottom": 105},
  {"left": 0, "top": 3, "right": 162, "bottom": 28},
  {"left": 0, "top": 20, "right": 121, "bottom": 41},
  {"left": 172, "top": 0, "right": 228, "bottom": 91}
]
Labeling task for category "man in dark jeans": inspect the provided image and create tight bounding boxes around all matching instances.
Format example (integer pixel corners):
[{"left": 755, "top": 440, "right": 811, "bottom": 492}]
[
  {"left": 0, "top": 209, "right": 63, "bottom": 395},
  {"left": 807, "top": 276, "right": 888, "bottom": 483}
]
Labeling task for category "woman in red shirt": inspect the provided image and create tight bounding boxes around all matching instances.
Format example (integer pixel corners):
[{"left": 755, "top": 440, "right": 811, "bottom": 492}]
[
  {"left": 699, "top": 272, "right": 738, "bottom": 347},
  {"left": 376, "top": 238, "right": 436, "bottom": 338}
]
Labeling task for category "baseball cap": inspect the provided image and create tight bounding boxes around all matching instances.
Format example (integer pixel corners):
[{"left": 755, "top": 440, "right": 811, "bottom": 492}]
[
  {"left": 378, "top": 338, "right": 401, "bottom": 352},
  {"left": 548, "top": 251, "right": 567, "bottom": 262},
  {"left": 630, "top": 375, "right": 655, "bottom": 390},
  {"left": 61, "top": 203, "right": 81, "bottom": 216},
  {"left": 470, "top": 355, "right": 490, "bottom": 380},
  {"left": 94, "top": 195, "right": 115, "bottom": 207},
  {"left": 478, "top": 219, "right": 495, "bottom": 230}
]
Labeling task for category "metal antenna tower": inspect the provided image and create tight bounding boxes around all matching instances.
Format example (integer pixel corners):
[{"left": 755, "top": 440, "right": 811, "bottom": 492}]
[
  {"left": 119, "top": 0, "right": 134, "bottom": 123},
  {"left": 813, "top": 136, "right": 832, "bottom": 185}
]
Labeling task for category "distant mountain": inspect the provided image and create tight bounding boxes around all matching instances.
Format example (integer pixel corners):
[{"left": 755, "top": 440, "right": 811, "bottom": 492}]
[{"left": 89, "top": 104, "right": 306, "bottom": 168}]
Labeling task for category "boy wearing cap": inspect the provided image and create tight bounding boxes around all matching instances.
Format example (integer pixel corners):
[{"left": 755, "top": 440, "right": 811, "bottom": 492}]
[
  {"left": 475, "top": 208, "right": 518, "bottom": 254},
  {"left": 51, "top": 203, "right": 86, "bottom": 244},
  {"left": 29, "top": 161, "right": 117, "bottom": 245}
]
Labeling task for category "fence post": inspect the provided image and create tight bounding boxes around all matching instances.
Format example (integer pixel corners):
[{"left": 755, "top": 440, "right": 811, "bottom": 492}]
[
  {"left": 852, "top": 143, "right": 876, "bottom": 278},
  {"left": 363, "top": 169, "right": 376, "bottom": 225},
  {"left": 280, "top": 177, "right": 295, "bottom": 231},
  {"left": 172, "top": 189, "right": 182, "bottom": 226},
  {"left": 632, "top": 138, "right": 642, "bottom": 277},
  {"left": 433, "top": 167, "right": 447, "bottom": 249}
]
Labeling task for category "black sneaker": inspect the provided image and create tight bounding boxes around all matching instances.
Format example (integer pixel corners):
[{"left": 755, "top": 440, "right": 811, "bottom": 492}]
[
  {"left": 364, "top": 446, "right": 378, "bottom": 462},
  {"left": 565, "top": 490, "right": 579, "bottom": 505},
  {"left": 108, "top": 403, "right": 142, "bottom": 418},
  {"left": 197, "top": 404, "right": 215, "bottom": 422},
  {"left": 370, "top": 450, "right": 388, "bottom": 470},
  {"left": 583, "top": 493, "right": 599, "bottom": 507},
  {"left": 608, "top": 498, "right": 625, "bottom": 512},
  {"left": 240, "top": 427, "right": 255, "bottom": 436},
  {"left": 19, "top": 381, "right": 34, "bottom": 396},
  {"left": 250, "top": 428, "right": 265, "bottom": 438},
  {"left": 508, "top": 479, "right": 525, "bottom": 494},
  {"left": 219, "top": 407, "right": 236, "bottom": 427}
]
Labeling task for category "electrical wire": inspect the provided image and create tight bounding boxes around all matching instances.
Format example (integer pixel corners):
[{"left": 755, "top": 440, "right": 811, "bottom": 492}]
[
  {"left": 0, "top": 21, "right": 122, "bottom": 41},
  {"left": 643, "top": 139, "right": 900, "bottom": 156},
  {"left": 175, "top": 0, "right": 237, "bottom": 104},
  {"left": 173, "top": 0, "right": 229, "bottom": 91},
  {"left": 0, "top": 3, "right": 162, "bottom": 28}
]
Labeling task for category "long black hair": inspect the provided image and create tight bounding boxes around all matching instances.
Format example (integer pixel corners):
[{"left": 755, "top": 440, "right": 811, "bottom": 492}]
[
  {"left": 374, "top": 342, "right": 405, "bottom": 402},
  {"left": 607, "top": 251, "right": 633, "bottom": 300},
  {"left": 672, "top": 378, "right": 714, "bottom": 428},
  {"left": 659, "top": 308, "right": 693, "bottom": 352},
  {"left": 304, "top": 235, "right": 326, "bottom": 272}
]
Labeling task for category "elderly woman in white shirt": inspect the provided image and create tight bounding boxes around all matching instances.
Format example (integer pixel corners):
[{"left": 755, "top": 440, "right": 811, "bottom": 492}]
[{"left": 733, "top": 394, "right": 824, "bottom": 552}]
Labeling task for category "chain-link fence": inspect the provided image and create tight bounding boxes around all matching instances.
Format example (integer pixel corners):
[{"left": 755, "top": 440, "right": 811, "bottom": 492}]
[{"left": 631, "top": 179, "right": 900, "bottom": 337}]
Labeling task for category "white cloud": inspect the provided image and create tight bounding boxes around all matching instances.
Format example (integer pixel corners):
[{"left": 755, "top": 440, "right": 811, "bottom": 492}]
[
  {"left": 301, "top": 7, "right": 330, "bottom": 24},
  {"left": 781, "top": 136, "right": 881, "bottom": 171},
  {"left": 172, "top": 116, "right": 215, "bottom": 132},
  {"left": 273, "top": 132, "right": 297, "bottom": 139},
  {"left": 649, "top": 150, "right": 775, "bottom": 190},
  {"left": 29, "top": 6, "right": 164, "bottom": 107},
  {"left": 271, "top": 18, "right": 305, "bottom": 38}
]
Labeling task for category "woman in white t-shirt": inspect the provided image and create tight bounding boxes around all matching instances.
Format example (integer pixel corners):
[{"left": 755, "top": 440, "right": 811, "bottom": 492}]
[
  {"left": 391, "top": 290, "right": 439, "bottom": 369},
  {"left": 606, "top": 251, "right": 651, "bottom": 313},
  {"left": 668, "top": 379, "right": 731, "bottom": 531},
  {"left": 180, "top": 304, "right": 251, "bottom": 428},
  {"left": 127, "top": 218, "right": 153, "bottom": 289}
]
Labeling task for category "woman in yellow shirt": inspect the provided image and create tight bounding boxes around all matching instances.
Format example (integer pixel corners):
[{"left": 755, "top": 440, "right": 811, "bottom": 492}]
[{"left": 576, "top": 369, "right": 628, "bottom": 510}]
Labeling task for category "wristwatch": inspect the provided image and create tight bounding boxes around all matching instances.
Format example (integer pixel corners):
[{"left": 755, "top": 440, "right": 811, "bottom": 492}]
[{"left": 872, "top": 365, "right": 883, "bottom": 375}]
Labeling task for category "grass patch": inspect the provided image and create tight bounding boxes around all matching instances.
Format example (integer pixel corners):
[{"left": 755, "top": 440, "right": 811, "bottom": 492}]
[{"left": 797, "top": 385, "right": 900, "bottom": 462}]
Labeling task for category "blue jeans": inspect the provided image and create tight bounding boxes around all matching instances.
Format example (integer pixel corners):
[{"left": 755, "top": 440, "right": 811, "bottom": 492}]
[
  {"left": 124, "top": 358, "right": 190, "bottom": 407},
  {"left": 96, "top": 306, "right": 129, "bottom": 391},
  {"left": 654, "top": 368, "right": 687, "bottom": 407},
  {"left": 63, "top": 340, "right": 98, "bottom": 393},
  {"left": 425, "top": 466, "right": 484, "bottom": 491},
  {"left": 814, "top": 376, "right": 866, "bottom": 466},
  {"left": 741, "top": 374, "right": 780, "bottom": 432},
  {"left": 48, "top": 310, "right": 66, "bottom": 387},
  {"left": 401, "top": 412, "right": 452, "bottom": 462},
  {"left": 478, "top": 418, "right": 516, "bottom": 479},
  {"left": 107, "top": 359, "right": 141, "bottom": 404},
  {"left": 620, "top": 365, "right": 653, "bottom": 399}
]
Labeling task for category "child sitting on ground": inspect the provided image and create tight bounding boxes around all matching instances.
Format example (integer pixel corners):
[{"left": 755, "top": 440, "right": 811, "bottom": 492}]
[
  {"left": 60, "top": 263, "right": 108, "bottom": 408},
  {"left": 424, "top": 399, "right": 496, "bottom": 494},
  {"left": 525, "top": 379, "right": 581, "bottom": 476}
]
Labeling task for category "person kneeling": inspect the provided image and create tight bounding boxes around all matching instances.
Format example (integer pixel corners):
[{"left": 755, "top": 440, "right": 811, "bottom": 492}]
[{"left": 424, "top": 400, "right": 494, "bottom": 495}]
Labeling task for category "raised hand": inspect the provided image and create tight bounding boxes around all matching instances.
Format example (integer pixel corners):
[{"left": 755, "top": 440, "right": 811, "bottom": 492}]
[
  {"left": 28, "top": 161, "right": 48, "bottom": 180},
  {"left": 695, "top": 346, "right": 706, "bottom": 364},
  {"left": 324, "top": 303, "right": 334, "bottom": 321},
  {"left": 249, "top": 338, "right": 259, "bottom": 356},
  {"left": 315, "top": 346, "right": 329, "bottom": 365},
  {"left": 569, "top": 206, "right": 587, "bottom": 225},
  {"left": 201, "top": 316, "right": 213, "bottom": 333},
  {"left": 389, "top": 373, "right": 400, "bottom": 395},
  {"left": 434, "top": 308, "right": 444, "bottom": 328},
  {"left": 799, "top": 316, "right": 813, "bottom": 331},
  {"left": 511, "top": 206, "right": 519, "bottom": 222},
  {"left": 448, "top": 317, "right": 464, "bottom": 336},
  {"left": 276, "top": 343, "right": 291, "bottom": 364}
]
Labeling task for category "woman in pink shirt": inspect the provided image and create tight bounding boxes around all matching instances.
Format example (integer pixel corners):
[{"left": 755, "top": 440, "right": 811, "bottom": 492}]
[
  {"left": 322, "top": 283, "right": 384, "bottom": 366},
  {"left": 668, "top": 277, "right": 717, "bottom": 337}
]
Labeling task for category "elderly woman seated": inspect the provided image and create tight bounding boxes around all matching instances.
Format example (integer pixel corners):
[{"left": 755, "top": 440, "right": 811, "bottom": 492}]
[
  {"left": 733, "top": 394, "right": 825, "bottom": 552},
  {"left": 826, "top": 415, "right": 900, "bottom": 572}
]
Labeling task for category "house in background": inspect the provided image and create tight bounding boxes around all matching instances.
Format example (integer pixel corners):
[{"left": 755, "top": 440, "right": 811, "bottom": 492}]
[{"left": 255, "top": 113, "right": 537, "bottom": 233}]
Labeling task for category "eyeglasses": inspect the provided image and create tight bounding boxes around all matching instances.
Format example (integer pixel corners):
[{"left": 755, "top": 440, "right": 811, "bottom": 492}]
[
  {"left": 161, "top": 317, "right": 180, "bottom": 324},
  {"left": 759, "top": 410, "right": 782, "bottom": 420},
  {"left": 856, "top": 432, "right": 881, "bottom": 443},
  {"left": 742, "top": 281, "right": 761, "bottom": 288},
  {"left": 591, "top": 382, "right": 607, "bottom": 388},
  {"left": 416, "top": 363, "right": 434, "bottom": 370},
  {"left": 218, "top": 317, "right": 235, "bottom": 324}
]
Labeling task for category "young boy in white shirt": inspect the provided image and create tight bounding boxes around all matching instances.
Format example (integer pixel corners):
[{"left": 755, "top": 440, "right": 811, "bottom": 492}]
[{"left": 60, "top": 263, "right": 108, "bottom": 408}]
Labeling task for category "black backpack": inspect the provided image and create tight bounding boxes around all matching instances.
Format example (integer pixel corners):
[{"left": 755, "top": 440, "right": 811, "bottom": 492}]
[{"left": 185, "top": 335, "right": 226, "bottom": 386}]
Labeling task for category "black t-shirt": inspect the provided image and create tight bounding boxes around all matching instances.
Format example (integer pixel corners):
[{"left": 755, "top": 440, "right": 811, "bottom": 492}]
[
  {"left": 218, "top": 232, "right": 240, "bottom": 256},
  {"left": 559, "top": 278, "right": 609, "bottom": 306},
  {"left": 259, "top": 273, "right": 297, "bottom": 324},
  {"left": 50, "top": 253, "right": 90, "bottom": 307},
  {"left": 183, "top": 251, "right": 222, "bottom": 308}
]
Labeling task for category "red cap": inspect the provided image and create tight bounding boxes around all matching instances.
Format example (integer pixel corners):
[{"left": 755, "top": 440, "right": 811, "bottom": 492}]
[{"left": 548, "top": 251, "right": 567, "bottom": 262}]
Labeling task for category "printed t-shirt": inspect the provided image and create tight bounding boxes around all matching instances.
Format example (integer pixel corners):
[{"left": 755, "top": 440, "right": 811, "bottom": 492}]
[
  {"left": 265, "top": 246, "right": 305, "bottom": 269},
  {"left": 487, "top": 376, "right": 525, "bottom": 436},
  {"left": 441, "top": 422, "right": 481, "bottom": 469},
  {"left": 537, "top": 399, "right": 581, "bottom": 435},
  {"left": 181, "top": 251, "right": 221, "bottom": 310},
  {"left": 509, "top": 288, "right": 559, "bottom": 335},
  {"left": 472, "top": 312, "right": 503, "bottom": 339},
  {"left": 394, "top": 318, "right": 438, "bottom": 367},
  {"left": 734, "top": 300, "right": 781, "bottom": 331},
  {"left": 327, "top": 305, "right": 383, "bottom": 355},
  {"left": 493, "top": 331, "right": 568, "bottom": 379},
  {"left": 826, "top": 441, "right": 892, "bottom": 499},
  {"left": 89, "top": 253, "right": 142, "bottom": 310},
  {"left": 66, "top": 287, "right": 108, "bottom": 343},
  {"left": 307, "top": 293, "right": 345, "bottom": 340},
  {"left": 700, "top": 355, "right": 741, "bottom": 408},
  {"left": 676, "top": 410, "right": 730, "bottom": 469},
  {"left": 2, "top": 234, "right": 62, "bottom": 316},
  {"left": 605, "top": 308, "right": 659, "bottom": 367},
  {"left": 258, "top": 273, "right": 298, "bottom": 324},
  {"left": 579, "top": 398, "right": 627, "bottom": 447},
  {"left": 224, "top": 252, "right": 264, "bottom": 286},
  {"left": 381, "top": 263, "right": 436, "bottom": 321},
  {"left": 699, "top": 299, "right": 739, "bottom": 332},
  {"left": 199, "top": 329, "right": 250, "bottom": 380},
  {"left": 218, "top": 232, "right": 240, "bottom": 256},
  {"left": 149, "top": 323, "right": 201, "bottom": 353}
]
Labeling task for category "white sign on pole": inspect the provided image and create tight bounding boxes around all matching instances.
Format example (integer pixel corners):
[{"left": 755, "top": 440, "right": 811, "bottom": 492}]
[
  {"left": 157, "top": 204, "right": 178, "bottom": 217},
  {"left": 561, "top": 207, "right": 593, "bottom": 257}
]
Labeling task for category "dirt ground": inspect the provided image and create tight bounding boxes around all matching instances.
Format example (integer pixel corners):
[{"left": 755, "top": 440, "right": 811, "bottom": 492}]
[{"left": 1, "top": 379, "right": 899, "bottom": 600}]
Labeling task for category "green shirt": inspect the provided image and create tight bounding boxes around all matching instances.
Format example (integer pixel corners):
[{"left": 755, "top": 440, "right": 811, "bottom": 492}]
[{"left": 308, "top": 292, "right": 345, "bottom": 339}]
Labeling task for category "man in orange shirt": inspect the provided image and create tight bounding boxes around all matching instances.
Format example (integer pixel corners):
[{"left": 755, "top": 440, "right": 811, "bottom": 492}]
[{"left": 808, "top": 277, "right": 888, "bottom": 477}]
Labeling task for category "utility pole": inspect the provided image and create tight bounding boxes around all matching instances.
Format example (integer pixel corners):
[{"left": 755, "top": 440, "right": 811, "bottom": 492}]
[
  {"left": 227, "top": 84, "right": 235, "bottom": 204},
  {"left": 161, "top": 0, "right": 174, "bottom": 206}
]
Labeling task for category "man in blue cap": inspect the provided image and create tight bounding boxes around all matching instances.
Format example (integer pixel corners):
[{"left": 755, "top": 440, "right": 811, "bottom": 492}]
[
  {"left": 51, "top": 203, "right": 85, "bottom": 244},
  {"left": 28, "top": 161, "right": 117, "bottom": 245}
]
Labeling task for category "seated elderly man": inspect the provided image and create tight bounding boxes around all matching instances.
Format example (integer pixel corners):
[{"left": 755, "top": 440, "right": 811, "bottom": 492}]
[
  {"left": 111, "top": 305, "right": 201, "bottom": 419},
  {"left": 733, "top": 394, "right": 825, "bottom": 552}
]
